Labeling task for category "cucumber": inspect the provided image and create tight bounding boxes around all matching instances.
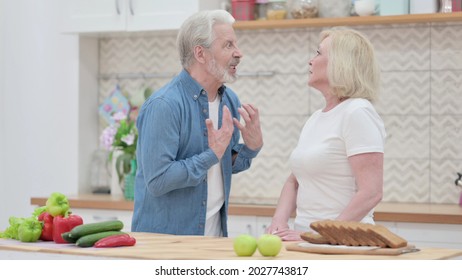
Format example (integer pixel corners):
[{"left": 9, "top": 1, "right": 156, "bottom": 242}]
[
  {"left": 61, "top": 231, "right": 78, "bottom": 243},
  {"left": 69, "top": 220, "right": 124, "bottom": 239},
  {"left": 75, "top": 231, "right": 126, "bottom": 248}
]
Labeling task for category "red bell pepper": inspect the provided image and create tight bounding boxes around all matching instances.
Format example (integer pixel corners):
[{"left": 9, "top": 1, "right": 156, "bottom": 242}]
[
  {"left": 52, "top": 214, "right": 83, "bottom": 243},
  {"left": 37, "top": 212, "right": 54, "bottom": 241},
  {"left": 94, "top": 234, "right": 136, "bottom": 248}
]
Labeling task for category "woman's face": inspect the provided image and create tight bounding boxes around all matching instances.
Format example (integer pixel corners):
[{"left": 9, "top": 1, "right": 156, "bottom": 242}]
[{"left": 308, "top": 36, "right": 330, "bottom": 90}]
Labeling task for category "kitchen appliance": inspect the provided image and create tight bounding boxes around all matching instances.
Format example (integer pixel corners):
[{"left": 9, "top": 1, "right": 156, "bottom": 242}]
[{"left": 455, "top": 173, "right": 462, "bottom": 206}]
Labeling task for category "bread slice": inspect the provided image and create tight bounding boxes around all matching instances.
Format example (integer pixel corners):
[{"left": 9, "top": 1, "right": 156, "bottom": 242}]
[
  {"left": 310, "top": 220, "right": 340, "bottom": 245},
  {"left": 366, "top": 224, "right": 408, "bottom": 248},
  {"left": 300, "top": 232, "right": 330, "bottom": 244},
  {"left": 307, "top": 220, "right": 408, "bottom": 248},
  {"left": 356, "top": 223, "right": 387, "bottom": 248}
]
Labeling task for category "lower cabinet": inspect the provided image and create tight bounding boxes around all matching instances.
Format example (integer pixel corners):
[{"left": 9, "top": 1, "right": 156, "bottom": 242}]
[
  {"left": 228, "top": 215, "right": 294, "bottom": 238},
  {"left": 73, "top": 209, "right": 133, "bottom": 232},
  {"left": 377, "top": 221, "right": 462, "bottom": 249},
  {"left": 228, "top": 216, "right": 462, "bottom": 249}
]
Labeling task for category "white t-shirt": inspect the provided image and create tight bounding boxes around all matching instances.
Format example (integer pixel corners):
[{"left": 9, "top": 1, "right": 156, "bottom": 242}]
[
  {"left": 204, "top": 96, "right": 224, "bottom": 236},
  {"left": 290, "top": 98, "right": 386, "bottom": 232}
]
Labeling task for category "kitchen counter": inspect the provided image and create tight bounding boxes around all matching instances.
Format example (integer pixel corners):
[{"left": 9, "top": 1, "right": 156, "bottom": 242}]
[
  {"left": 30, "top": 195, "right": 462, "bottom": 224},
  {"left": 1, "top": 232, "right": 462, "bottom": 260}
]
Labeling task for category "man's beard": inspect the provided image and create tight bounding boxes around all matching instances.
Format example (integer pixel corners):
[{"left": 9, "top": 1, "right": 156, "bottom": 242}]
[{"left": 207, "top": 57, "right": 238, "bottom": 84}]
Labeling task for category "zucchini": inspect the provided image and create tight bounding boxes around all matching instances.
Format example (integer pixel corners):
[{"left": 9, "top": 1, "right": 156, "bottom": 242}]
[
  {"left": 69, "top": 220, "right": 124, "bottom": 239},
  {"left": 75, "top": 231, "right": 126, "bottom": 248},
  {"left": 61, "top": 231, "right": 78, "bottom": 243}
]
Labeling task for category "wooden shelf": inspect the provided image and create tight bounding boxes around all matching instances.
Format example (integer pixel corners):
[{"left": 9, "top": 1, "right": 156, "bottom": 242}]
[{"left": 233, "top": 12, "right": 462, "bottom": 30}]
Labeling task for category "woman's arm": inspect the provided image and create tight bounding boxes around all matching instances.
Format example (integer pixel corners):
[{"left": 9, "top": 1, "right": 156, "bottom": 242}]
[
  {"left": 267, "top": 173, "right": 299, "bottom": 233},
  {"left": 337, "top": 152, "right": 384, "bottom": 221}
]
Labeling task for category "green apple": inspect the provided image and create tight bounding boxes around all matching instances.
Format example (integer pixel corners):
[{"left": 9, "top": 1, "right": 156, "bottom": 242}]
[
  {"left": 233, "top": 234, "right": 257, "bottom": 256},
  {"left": 257, "top": 234, "right": 282, "bottom": 257}
]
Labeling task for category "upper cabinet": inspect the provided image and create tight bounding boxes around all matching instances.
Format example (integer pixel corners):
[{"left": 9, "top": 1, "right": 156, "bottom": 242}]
[{"left": 60, "top": 0, "right": 223, "bottom": 33}]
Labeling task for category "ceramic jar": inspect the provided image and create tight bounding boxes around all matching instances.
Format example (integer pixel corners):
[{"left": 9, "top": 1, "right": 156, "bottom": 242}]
[{"left": 318, "top": 0, "right": 351, "bottom": 18}]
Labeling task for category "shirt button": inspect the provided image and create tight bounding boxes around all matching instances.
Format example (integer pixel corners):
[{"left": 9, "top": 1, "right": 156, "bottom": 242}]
[
  {"left": 193, "top": 95, "right": 198, "bottom": 99},
  {"left": 201, "top": 90, "right": 206, "bottom": 95},
  {"left": 203, "top": 109, "right": 207, "bottom": 114},
  {"left": 202, "top": 200, "right": 206, "bottom": 206}
]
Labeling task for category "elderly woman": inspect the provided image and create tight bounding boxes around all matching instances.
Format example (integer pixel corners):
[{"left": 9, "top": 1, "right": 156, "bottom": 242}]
[{"left": 267, "top": 28, "right": 386, "bottom": 241}]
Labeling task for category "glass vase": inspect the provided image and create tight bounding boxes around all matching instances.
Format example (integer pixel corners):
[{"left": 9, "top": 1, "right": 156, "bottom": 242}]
[{"left": 123, "top": 159, "right": 137, "bottom": 201}]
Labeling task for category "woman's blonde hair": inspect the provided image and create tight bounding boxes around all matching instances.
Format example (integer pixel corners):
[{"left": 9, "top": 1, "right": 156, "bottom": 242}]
[
  {"left": 177, "top": 10, "right": 235, "bottom": 69},
  {"left": 320, "top": 28, "right": 380, "bottom": 102}
]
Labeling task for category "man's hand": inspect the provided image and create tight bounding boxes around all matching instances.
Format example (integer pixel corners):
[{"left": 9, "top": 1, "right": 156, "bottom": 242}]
[
  {"left": 206, "top": 106, "right": 234, "bottom": 160},
  {"left": 233, "top": 104, "right": 263, "bottom": 151}
]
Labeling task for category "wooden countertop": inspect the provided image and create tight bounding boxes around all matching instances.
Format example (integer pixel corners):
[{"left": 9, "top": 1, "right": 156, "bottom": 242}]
[
  {"left": 1, "top": 232, "right": 461, "bottom": 260},
  {"left": 30, "top": 194, "right": 462, "bottom": 225}
]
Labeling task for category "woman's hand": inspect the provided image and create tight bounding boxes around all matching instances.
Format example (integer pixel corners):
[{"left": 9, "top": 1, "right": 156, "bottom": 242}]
[
  {"left": 265, "top": 223, "right": 289, "bottom": 235},
  {"left": 271, "top": 228, "right": 303, "bottom": 241}
]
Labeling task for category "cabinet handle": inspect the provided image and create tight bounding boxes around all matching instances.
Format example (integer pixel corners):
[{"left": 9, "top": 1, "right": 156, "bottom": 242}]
[
  {"left": 246, "top": 224, "right": 252, "bottom": 235},
  {"left": 115, "top": 0, "right": 121, "bottom": 15},
  {"left": 93, "top": 215, "right": 118, "bottom": 221},
  {"left": 129, "top": 0, "right": 135, "bottom": 15}
]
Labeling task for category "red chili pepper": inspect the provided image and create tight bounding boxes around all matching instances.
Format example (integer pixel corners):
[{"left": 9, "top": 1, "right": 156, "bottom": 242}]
[
  {"left": 52, "top": 214, "right": 83, "bottom": 243},
  {"left": 94, "top": 234, "right": 136, "bottom": 248},
  {"left": 38, "top": 212, "right": 54, "bottom": 241}
]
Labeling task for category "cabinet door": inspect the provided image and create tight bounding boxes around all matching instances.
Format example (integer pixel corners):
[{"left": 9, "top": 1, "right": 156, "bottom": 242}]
[
  {"left": 61, "top": 0, "right": 127, "bottom": 33},
  {"left": 228, "top": 215, "right": 257, "bottom": 237},
  {"left": 127, "top": 0, "right": 198, "bottom": 31}
]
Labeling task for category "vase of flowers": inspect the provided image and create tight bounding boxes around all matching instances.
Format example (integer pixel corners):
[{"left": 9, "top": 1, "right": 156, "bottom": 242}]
[{"left": 100, "top": 111, "right": 137, "bottom": 199}]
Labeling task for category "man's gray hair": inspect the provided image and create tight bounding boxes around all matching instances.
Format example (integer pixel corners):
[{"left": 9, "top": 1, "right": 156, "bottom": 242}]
[{"left": 177, "top": 10, "right": 235, "bottom": 69}]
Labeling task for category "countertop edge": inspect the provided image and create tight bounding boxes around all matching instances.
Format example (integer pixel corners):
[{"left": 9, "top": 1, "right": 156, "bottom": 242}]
[{"left": 30, "top": 196, "right": 462, "bottom": 225}]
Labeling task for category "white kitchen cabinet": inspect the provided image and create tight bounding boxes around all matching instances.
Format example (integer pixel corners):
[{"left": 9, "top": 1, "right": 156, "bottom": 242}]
[
  {"left": 228, "top": 215, "right": 294, "bottom": 238},
  {"left": 60, "top": 0, "right": 223, "bottom": 33},
  {"left": 377, "top": 221, "right": 462, "bottom": 250},
  {"left": 73, "top": 208, "right": 133, "bottom": 232}
]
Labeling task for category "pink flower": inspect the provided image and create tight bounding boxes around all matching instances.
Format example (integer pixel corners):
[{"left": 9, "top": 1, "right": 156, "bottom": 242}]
[
  {"left": 100, "top": 125, "right": 117, "bottom": 150},
  {"left": 112, "top": 112, "right": 127, "bottom": 122},
  {"left": 121, "top": 133, "right": 135, "bottom": 146}
]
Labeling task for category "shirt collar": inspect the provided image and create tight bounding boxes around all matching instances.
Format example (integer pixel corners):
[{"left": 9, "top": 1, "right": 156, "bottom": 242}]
[{"left": 179, "top": 69, "right": 226, "bottom": 100}]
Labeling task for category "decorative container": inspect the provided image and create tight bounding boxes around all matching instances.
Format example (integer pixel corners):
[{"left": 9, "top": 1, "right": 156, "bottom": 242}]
[
  {"left": 440, "top": 0, "right": 452, "bottom": 12},
  {"left": 410, "top": 0, "right": 438, "bottom": 14},
  {"left": 255, "top": 0, "right": 269, "bottom": 20},
  {"left": 232, "top": 0, "right": 256, "bottom": 21},
  {"left": 319, "top": 0, "right": 351, "bottom": 18},
  {"left": 267, "top": 0, "right": 287, "bottom": 20},
  {"left": 453, "top": 0, "right": 462, "bottom": 11},
  {"left": 123, "top": 159, "right": 137, "bottom": 201},
  {"left": 379, "top": 0, "right": 409, "bottom": 15},
  {"left": 290, "top": 0, "right": 318, "bottom": 19}
]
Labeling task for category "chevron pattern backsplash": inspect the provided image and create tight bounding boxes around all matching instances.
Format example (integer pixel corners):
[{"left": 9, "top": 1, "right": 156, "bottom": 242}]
[{"left": 99, "top": 21, "right": 462, "bottom": 205}]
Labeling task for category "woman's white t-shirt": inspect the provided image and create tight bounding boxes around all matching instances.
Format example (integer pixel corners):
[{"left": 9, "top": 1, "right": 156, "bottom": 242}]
[{"left": 290, "top": 98, "right": 386, "bottom": 232}]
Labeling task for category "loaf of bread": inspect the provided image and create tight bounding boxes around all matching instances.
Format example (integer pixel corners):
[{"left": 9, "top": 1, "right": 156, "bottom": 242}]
[{"left": 308, "top": 220, "right": 407, "bottom": 248}]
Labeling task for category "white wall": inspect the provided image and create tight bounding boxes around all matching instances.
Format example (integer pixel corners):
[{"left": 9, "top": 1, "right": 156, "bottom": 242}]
[{"left": 0, "top": 0, "right": 79, "bottom": 229}]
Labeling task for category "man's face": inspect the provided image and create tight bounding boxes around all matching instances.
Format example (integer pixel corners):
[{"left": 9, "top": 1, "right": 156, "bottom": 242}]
[{"left": 206, "top": 23, "right": 243, "bottom": 84}]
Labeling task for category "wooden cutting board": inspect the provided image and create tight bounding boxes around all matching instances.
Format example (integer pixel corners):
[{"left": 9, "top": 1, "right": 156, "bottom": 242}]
[{"left": 286, "top": 242, "right": 419, "bottom": 255}]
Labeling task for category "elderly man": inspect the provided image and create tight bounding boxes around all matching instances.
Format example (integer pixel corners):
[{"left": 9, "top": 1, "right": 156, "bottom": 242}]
[{"left": 131, "top": 10, "right": 263, "bottom": 237}]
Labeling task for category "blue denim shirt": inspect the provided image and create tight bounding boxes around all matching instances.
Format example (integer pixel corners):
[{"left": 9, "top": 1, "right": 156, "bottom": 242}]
[{"left": 131, "top": 69, "right": 260, "bottom": 236}]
